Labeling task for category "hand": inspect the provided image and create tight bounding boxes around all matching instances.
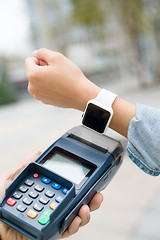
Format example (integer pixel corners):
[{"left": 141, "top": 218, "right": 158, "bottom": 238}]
[
  {"left": 58, "top": 192, "right": 103, "bottom": 239},
  {"left": 0, "top": 152, "right": 103, "bottom": 240},
  {"left": 25, "top": 48, "right": 100, "bottom": 111},
  {"left": 0, "top": 151, "right": 41, "bottom": 240}
]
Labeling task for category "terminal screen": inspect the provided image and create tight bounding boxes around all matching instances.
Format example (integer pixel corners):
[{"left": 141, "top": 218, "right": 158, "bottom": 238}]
[{"left": 43, "top": 153, "right": 92, "bottom": 185}]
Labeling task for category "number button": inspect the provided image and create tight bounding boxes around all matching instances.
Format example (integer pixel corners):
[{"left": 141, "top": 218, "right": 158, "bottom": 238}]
[
  {"left": 19, "top": 185, "right": 29, "bottom": 193},
  {"left": 62, "top": 188, "right": 69, "bottom": 195},
  {"left": 34, "top": 203, "right": 44, "bottom": 212},
  {"left": 42, "top": 177, "right": 51, "bottom": 184},
  {"left": 24, "top": 179, "right": 34, "bottom": 187},
  {"left": 38, "top": 209, "right": 52, "bottom": 225},
  {"left": 17, "top": 204, "right": 27, "bottom": 212},
  {"left": 12, "top": 191, "right": 22, "bottom": 200},
  {"left": 39, "top": 197, "right": 49, "bottom": 205},
  {"left": 29, "top": 191, "right": 39, "bottom": 199},
  {"left": 7, "top": 198, "right": 16, "bottom": 206},
  {"left": 34, "top": 184, "right": 44, "bottom": 192},
  {"left": 27, "top": 209, "right": 38, "bottom": 219},
  {"left": 23, "top": 197, "right": 33, "bottom": 206},
  {"left": 52, "top": 182, "right": 61, "bottom": 190},
  {"left": 45, "top": 190, "right": 55, "bottom": 198},
  {"left": 50, "top": 202, "right": 58, "bottom": 210}
]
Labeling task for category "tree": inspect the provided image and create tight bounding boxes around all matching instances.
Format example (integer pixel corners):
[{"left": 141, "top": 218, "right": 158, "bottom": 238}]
[
  {"left": 70, "top": 0, "right": 159, "bottom": 85},
  {"left": 0, "top": 59, "right": 17, "bottom": 105}
]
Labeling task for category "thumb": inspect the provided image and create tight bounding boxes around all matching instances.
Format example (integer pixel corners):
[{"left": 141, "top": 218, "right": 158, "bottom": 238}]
[{"left": 33, "top": 48, "right": 55, "bottom": 64}]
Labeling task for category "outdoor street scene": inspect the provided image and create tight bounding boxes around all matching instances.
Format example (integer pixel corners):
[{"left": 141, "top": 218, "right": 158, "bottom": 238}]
[{"left": 0, "top": 1, "right": 160, "bottom": 240}]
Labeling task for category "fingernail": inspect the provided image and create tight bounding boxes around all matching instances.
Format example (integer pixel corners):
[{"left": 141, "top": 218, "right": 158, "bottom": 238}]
[{"left": 32, "top": 50, "right": 38, "bottom": 56}]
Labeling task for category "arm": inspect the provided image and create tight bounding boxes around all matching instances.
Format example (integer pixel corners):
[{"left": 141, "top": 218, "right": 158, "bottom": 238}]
[{"left": 25, "top": 48, "right": 136, "bottom": 138}]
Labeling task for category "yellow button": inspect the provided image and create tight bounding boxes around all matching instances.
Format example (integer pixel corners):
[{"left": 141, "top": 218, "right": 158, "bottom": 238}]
[
  {"left": 27, "top": 209, "right": 38, "bottom": 219},
  {"left": 50, "top": 202, "right": 58, "bottom": 210}
]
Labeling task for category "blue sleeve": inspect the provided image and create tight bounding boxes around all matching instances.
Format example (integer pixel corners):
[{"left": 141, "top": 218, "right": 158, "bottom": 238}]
[{"left": 126, "top": 104, "right": 160, "bottom": 176}]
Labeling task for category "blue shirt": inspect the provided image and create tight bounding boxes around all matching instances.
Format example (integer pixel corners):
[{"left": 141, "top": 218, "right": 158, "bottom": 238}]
[{"left": 126, "top": 104, "right": 160, "bottom": 176}]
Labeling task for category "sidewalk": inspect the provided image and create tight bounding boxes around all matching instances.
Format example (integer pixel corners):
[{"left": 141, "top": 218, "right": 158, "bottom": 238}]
[{"left": 0, "top": 83, "right": 160, "bottom": 240}]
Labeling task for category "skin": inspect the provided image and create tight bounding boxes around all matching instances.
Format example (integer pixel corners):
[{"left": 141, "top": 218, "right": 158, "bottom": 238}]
[
  {"left": 26, "top": 48, "right": 136, "bottom": 138},
  {"left": 0, "top": 152, "right": 103, "bottom": 240}
]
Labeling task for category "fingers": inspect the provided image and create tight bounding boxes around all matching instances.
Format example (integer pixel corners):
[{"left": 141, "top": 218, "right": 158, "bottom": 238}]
[
  {"left": 58, "top": 216, "right": 82, "bottom": 239},
  {"left": 39, "top": 59, "right": 48, "bottom": 66},
  {"left": 25, "top": 57, "right": 39, "bottom": 71},
  {"left": 33, "top": 48, "right": 58, "bottom": 64},
  {"left": 78, "top": 205, "right": 90, "bottom": 227},
  {"left": 89, "top": 192, "right": 103, "bottom": 212},
  {"left": 58, "top": 193, "right": 103, "bottom": 239}
]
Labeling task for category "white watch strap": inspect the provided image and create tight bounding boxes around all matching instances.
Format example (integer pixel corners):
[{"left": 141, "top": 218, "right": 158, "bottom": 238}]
[{"left": 95, "top": 89, "right": 117, "bottom": 108}]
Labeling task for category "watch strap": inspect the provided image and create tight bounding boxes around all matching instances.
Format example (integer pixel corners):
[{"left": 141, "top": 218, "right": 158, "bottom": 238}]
[{"left": 95, "top": 89, "right": 117, "bottom": 108}]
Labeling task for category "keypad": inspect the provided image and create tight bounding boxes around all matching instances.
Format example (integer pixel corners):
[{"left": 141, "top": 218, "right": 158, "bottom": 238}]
[
  {"left": 45, "top": 190, "right": 55, "bottom": 198},
  {"left": 33, "top": 203, "right": 44, "bottom": 212},
  {"left": 19, "top": 185, "right": 29, "bottom": 193},
  {"left": 24, "top": 179, "right": 34, "bottom": 187},
  {"left": 12, "top": 191, "right": 22, "bottom": 200},
  {"left": 39, "top": 197, "right": 49, "bottom": 205},
  {"left": 6, "top": 173, "right": 70, "bottom": 226},
  {"left": 23, "top": 197, "right": 33, "bottom": 206},
  {"left": 29, "top": 191, "right": 39, "bottom": 199},
  {"left": 34, "top": 184, "right": 44, "bottom": 192},
  {"left": 17, "top": 204, "right": 27, "bottom": 212}
]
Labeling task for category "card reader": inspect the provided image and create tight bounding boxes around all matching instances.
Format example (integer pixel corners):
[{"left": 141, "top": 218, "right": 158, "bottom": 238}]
[{"left": 0, "top": 126, "right": 124, "bottom": 240}]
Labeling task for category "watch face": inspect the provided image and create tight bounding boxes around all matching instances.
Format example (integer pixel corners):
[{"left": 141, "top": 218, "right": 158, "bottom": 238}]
[{"left": 82, "top": 103, "right": 111, "bottom": 133}]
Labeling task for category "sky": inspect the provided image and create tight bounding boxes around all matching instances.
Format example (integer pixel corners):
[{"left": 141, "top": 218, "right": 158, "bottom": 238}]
[{"left": 0, "top": 0, "right": 32, "bottom": 57}]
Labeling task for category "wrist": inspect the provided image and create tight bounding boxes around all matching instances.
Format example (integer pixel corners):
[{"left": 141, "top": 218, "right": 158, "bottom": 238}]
[{"left": 77, "top": 80, "right": 101, "bottom": 112}]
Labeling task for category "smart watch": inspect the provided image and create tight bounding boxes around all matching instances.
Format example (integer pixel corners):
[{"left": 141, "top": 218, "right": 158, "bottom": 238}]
[{"left": 82, "top": 89, "right": 117, "bottom": 134}]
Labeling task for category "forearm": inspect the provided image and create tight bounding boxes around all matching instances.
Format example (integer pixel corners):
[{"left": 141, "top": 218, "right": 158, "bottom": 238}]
[{"left": 26, "top": 48, "right": 136, "bottom": 138}]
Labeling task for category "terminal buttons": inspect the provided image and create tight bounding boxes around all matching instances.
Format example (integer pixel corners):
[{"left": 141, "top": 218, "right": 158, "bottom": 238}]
[
  {"left": 62, "top": 188, "right": 69, "bottom": 195},
  {"left": 12, "top": 191, "right": 22, "bottom": 200},
  {"left": 29, "top": 191, "right": 39, "bottom": 199},
  {"left": 23, "top": 197, "right": 33, "bottom": 206},
  {"left": 17, "top": 204, "right": 27, "bottom": 212},
  {"left": 50, "top": 202, "right": 58, "bottom": 210},
  {"left": 33, "top": 173, "right": 39, "bottom": 178},
  {"left": 52, "top": 182, "right": 61, "bottom": 190},
  {"left": 24, "top": 179, "right": 34, "bottom": 187},
  {"left": 34, "top": 184, "right": 44, "bottom": 192},
  {"left": 42, "top": 177, "right": 51, "bottom": 184},
  {"left": 45, "top": 190, "right": 55, "bottom": 198},
  {"left": 34, "top": 203, "right": 44, "bottom": 212},
  {"left": 55, "top": 196, "right": 64, "bottom": 203},
  {"left": 27, "top": 209, "right": 38, "bottom": 219},
  {"left": 7, "top": 198, "right": 16, "bottom": 206},
  {"left": 19, "top": 185, "right": 29, "bottom": 193},
  {"left": 38, "top": 209, "right": 52, "bottom": 225},
  {"left": 39, "top": 197, "right": 49, "bottom": 205}
]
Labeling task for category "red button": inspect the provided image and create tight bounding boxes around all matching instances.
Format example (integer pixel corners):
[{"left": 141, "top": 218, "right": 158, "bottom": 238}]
[
  {"left": 33, "top": 173, "right": 39, "bottom": 178},
  {"left": 7, "top": 198, "right": 16, "bottom": 206}
]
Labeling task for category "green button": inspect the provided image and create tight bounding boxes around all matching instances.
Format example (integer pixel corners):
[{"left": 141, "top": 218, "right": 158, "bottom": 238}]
[{"left": 38, "top": 209, "right": 52, "bottom": 225}]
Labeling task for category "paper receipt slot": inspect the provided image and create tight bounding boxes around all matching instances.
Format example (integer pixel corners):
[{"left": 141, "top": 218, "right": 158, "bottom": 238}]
[{"left": 0, "top": 126, "right": 123, "bottom": 240}]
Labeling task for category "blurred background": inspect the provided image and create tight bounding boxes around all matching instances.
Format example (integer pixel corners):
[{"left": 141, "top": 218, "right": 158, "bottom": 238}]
[{"left": 0, "top": 0, "right": 160, "bottom": 239}]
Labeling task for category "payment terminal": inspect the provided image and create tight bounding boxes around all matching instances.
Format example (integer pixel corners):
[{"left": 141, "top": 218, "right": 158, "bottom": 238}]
[{"left": 0, "top": 126, "right": 123, "bottom": 240}]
